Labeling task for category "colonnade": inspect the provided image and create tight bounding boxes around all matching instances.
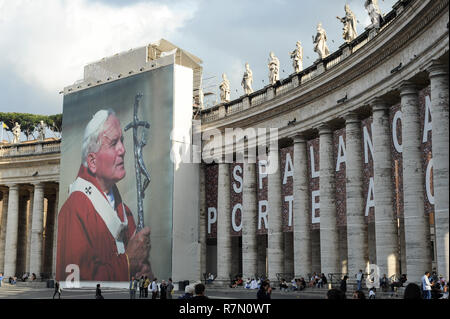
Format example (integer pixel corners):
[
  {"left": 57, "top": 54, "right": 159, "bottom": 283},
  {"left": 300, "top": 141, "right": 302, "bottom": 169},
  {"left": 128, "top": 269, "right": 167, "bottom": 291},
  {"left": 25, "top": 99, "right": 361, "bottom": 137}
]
[
  {"left": 203, "top": 61, "right": 449, "bottom": 285},
  {"left": 0, "top": 183, "right": 59, "bottom": 280}
]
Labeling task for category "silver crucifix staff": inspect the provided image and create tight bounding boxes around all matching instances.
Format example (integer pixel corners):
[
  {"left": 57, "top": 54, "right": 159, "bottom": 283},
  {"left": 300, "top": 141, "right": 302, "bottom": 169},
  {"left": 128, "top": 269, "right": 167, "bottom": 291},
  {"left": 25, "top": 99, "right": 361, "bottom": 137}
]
[{"left": 124, "top": 93, "right": 151, "bottom": 232}]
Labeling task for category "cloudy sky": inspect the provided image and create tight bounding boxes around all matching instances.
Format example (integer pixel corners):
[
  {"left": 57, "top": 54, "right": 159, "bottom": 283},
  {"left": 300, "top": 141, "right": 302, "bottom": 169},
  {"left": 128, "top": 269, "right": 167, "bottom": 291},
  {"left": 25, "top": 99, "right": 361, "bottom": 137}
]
[{"left": 0, "top": 0, "right": 398, "bottom": 115}]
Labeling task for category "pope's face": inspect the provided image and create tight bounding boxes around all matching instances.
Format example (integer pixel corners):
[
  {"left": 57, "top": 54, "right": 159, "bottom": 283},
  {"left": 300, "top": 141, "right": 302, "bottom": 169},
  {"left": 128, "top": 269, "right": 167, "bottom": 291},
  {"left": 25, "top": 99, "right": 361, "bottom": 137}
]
[{"left": 94, "top": 115, "right": 126, "bottom": 189}]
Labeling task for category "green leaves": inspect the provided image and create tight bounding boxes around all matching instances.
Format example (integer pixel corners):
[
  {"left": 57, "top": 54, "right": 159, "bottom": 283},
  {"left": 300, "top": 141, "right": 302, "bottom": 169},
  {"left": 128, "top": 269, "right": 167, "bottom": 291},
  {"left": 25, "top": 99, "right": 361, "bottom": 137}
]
[{"left": 0, "top": 112, "right": 63, "bottom": 139}]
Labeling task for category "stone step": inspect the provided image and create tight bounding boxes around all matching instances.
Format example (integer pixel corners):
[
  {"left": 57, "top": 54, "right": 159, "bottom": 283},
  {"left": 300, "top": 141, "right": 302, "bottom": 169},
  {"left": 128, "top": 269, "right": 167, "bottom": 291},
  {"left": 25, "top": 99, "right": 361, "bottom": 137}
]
[{"left": 3, "top": 281, "right": 48, "bottom": 289}]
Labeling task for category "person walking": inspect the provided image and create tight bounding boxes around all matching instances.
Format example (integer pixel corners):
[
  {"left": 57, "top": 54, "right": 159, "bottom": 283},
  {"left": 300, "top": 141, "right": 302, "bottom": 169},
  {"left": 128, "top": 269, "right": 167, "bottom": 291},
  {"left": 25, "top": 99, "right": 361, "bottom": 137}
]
[
  {"left": 422, "top": 271, "right": 433, "bottom": 299},
  {"left": 129, "top": 276, "right": 138, "bottom": 299},
  {"left": 167, "top": 278, "right": 174, "bottom": 299},
  {"left": 95, "top": 284, "right": 104, "bottom": 299},
  {"left": 0, "top": 272, "right": 3, "bottom": 288},
  {"left": 53, "top": 281, "right": 61, "bottom": 299}
]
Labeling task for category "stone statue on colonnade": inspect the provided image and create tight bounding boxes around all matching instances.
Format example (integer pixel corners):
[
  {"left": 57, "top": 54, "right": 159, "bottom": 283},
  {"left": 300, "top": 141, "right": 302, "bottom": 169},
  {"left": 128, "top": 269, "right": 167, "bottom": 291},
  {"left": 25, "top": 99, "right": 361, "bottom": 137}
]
[
  {"left": 313, "top": 23, "right": 330, "bottom": 60},
  {"left": 290, "top": 41, "right": 303, "bottom": 73},
  {"left": 12, "top": 122, "right": 21, "bottom": 144},
  {"left": 337, "top": 4, "right": 358, "bottom": 43},
  {"left": 37, "top": 120, "right": 46, "bottom": 141},
  {"left": 219, "top": 73, "right": 231, "bottom": 103},
  {"left": 268, "top": 52, "right": 280, "bottom": 85},
  {"left": 241, "top": 62, "right": 254, "bottom": 95},
  {"left": 197, "top": 77, "right": 204, "bottom": 109},
  {"left": 365, "top": 0, "right": 383, "bottom": 29}
]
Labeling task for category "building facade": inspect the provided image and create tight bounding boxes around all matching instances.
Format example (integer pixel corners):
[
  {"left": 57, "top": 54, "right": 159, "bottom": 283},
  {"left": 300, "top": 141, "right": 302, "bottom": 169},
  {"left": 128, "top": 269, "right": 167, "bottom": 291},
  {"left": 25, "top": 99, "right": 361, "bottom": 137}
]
[{"left": 0, "top": 0, "right": 448, "bottom": 285}]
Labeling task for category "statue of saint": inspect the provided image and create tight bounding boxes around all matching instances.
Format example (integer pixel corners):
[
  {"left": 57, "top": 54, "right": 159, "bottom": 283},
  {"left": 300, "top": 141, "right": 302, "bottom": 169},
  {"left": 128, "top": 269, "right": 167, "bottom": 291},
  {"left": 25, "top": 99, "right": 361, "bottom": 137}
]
[
  {"left": 365, "top": 0, "right": 382, "bottom": 29},
  {"left": 197, "top": 78, "right": 204, "bottom": 109},
  {"left": 241, "top": 63, "right": 254, "bottom": 95},
  {"left": 38, "top": 120, "right": 46, "bottom": 141},
  {"left": 268, "top": 52, "right": 280, "bottom": 85},
  {"left": 337, "top": 4, "right": 358, "bottom": 43},
  {"left": 219, "top": 73, "right": 231, "bottom": 103},
  {"left": 290, "top": 41, "right": 303, "bottom": 73},
  {"left": 12, "top": 122, "right": 21, "bottom": 144},
  {"left": 313, "top": 23, "right": 330, "bottom": 60},
  {"left": 198, "top": 87, "right": 204, "bottom": 109}
]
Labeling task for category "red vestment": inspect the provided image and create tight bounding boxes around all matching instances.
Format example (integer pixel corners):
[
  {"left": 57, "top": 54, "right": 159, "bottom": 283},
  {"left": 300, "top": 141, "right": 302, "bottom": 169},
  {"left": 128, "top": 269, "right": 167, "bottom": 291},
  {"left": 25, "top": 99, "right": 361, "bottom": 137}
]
[{"left": 56, "top": 165, "right": 136, "bottom": 282}]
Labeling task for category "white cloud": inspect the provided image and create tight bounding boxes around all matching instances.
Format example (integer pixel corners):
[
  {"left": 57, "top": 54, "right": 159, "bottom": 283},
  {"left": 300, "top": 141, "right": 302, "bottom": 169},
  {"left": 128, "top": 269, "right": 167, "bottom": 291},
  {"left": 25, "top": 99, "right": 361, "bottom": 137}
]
[{"left": 0, "top": 0, "right": 198, "bottom": 94}]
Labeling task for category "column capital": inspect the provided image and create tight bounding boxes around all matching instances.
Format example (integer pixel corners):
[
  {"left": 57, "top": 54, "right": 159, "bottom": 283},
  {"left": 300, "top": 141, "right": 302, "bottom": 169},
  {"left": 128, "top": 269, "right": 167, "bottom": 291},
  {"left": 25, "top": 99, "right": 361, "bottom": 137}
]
[
  {"left": 291, "top": 133, "right": 307, "bottom": 144},
  {"left": 369, "top": 97, "right": 389, "bottom": 113},
  {"left": 398, "top": 80, "right": 419, "bottom": 97},
  {"left": 427, "top": 60, "right": 449, "bottom": 78},
  {"left": 32, "top": 182, "right": 45, "bottom": 190},
  {"left": 4, "top": 183, "right": 19, "bottom": 191},
  {"left": 344, "top": 112, "right": 361, "bottom": 124},
  {"left": 317, "top": 123, "right": 332, "bottom": 135}
]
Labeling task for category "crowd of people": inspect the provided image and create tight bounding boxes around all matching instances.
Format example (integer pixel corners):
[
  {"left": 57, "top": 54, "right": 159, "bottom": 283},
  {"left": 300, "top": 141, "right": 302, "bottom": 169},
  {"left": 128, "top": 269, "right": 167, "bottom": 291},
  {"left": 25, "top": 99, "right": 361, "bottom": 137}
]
[
  {"left": 2, "top": 268, "right": 447, "bottom": 300},
  {"left": 128, "top": 276, "right": 175, "bottom": 299},
  {"left": 327, "top": 270, "right": 449, "bottom": 300}
]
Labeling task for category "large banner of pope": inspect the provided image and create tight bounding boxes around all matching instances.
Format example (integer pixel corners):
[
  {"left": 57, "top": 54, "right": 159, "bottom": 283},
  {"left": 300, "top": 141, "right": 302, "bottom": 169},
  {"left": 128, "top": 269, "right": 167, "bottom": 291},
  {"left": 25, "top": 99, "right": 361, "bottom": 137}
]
[{"left": 56, "top": 64, "right": 184, "bottom": 283}]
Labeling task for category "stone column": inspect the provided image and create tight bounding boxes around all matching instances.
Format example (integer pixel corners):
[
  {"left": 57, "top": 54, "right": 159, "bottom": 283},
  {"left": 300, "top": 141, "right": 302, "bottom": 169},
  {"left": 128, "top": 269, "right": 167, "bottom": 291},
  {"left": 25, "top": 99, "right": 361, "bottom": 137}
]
[
  {"left": 284, "top": 233, "right": 294, "bottom": 274},
  {"left": 16, "top": 195, "right": 28, "bottom": 275},
  {"left": 400, "top": 82, "right": 432, "bottom": 283},
  {"left": 44, "top": 195, "right": 57, "bottom": 275},
  {"left": 318, "top": 124, "right": 339, "bottom": 275},
  {"left": 29, "top": 183, "right": 45, "bottom": 278},
  {"left": 242, "top": 153, "right": 258, "bottom": 280},
  {"left": 216, "top": 162, "right": 231, "bottom": 284},
  {"left": 0, "top": 189, "right": 8, "bottom": 272},
  {"left": 4, "top": 184, "right": 20, "bottom": 277},
  {"left": 25, "top": 188, "right": 34, "bottom": 274},
  {"left": 257, "top": 236, "right": 267, "bottom": 277},
  {"left": 267, "top": 142, "right": 283, "bottom": 282},
  {"left": 428, "top": 61, "right": 449, "bottom": 281},
  {"left": 345, "top": 113, "right": 369, "bottom": 277},
  {"left": 371, "top": 98, "right": 399, "bottom": 278},
  {"left": 292, "top": 134, "right": 312, "bottom": 278},
  {"left": 52, "top": 186, "right": 59, "bottom": 279},
  {"left": 199, "top": 165, "right": 207, "bottom": 281}
]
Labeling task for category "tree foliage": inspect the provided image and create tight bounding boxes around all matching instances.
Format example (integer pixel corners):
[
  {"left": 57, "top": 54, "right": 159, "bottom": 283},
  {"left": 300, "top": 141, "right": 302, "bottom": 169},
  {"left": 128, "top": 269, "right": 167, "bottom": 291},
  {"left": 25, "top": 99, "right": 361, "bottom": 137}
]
[{"left": 0, "top": 112, "right": 63, "bottom": 139}]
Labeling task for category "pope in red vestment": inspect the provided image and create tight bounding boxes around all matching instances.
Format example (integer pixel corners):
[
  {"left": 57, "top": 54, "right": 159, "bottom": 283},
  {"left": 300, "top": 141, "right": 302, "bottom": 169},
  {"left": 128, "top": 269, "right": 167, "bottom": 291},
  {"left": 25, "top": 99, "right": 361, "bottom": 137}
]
[
  {"left": 56, "top": 111, "right": 151, "bottom": 282},
  {"left": 56, "top": 165, "right": 136, "bottom": 281}
]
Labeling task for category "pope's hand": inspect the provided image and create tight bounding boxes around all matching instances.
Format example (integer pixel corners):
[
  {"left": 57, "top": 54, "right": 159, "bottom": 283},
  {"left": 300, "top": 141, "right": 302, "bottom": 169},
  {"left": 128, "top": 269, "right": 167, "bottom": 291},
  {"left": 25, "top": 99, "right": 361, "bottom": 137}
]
[{"left": 126, "top": 227, "right": 151, "bottom": 277}]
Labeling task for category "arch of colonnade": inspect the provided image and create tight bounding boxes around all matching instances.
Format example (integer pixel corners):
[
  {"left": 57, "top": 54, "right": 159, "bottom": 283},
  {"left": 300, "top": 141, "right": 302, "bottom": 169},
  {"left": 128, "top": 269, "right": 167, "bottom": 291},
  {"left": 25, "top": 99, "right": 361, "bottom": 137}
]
[{"left": 199, "top": 0, "right": 449, "bottom": 285}]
